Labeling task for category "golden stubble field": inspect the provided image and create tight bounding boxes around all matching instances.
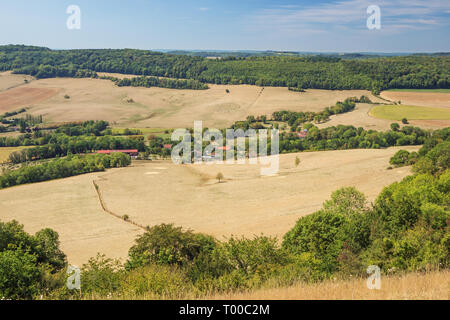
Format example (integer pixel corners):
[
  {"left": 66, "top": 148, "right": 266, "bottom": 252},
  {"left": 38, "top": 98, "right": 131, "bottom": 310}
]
[
  {"left": 380, "top": 90, "right": 450, "bottom": 108},
  {"left": 0, "top": 147, "right": 417, "bottom": 265},
  {"left": 1, "top": 73, "right": 385, "bottom": 128},
  {"left": 0, "top": 71, "right": 34, "bottom": 92}
]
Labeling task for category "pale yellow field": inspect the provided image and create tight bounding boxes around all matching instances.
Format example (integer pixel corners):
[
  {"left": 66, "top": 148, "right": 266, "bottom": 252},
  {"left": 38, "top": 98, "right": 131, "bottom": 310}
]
[
  {"left": 5, "top": 75, "right": 383, "bottom": 128},
  {"left": 316, "top": 103, "right": 395, "bottom": 130},
  {"left": 0, "top": 147, "right": 417, "bottom": 265},
  {"left": 380, "top": 90, "right": 450, "bottom": 108},
  {"left": 209, "top": 270, "right": 449, "bottom": 300},
  {"left": 98, "top": 147, "right": 417, "bottom": 240},
  {"left": 0, "top": 71, "right": 34, "bottom": 92},
  {"left": 0, "top": 172, "right": 143, "bottom": 266}
]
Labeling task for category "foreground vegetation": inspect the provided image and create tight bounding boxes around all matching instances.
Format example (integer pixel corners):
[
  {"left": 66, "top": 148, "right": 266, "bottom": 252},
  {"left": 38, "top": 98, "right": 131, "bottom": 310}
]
[
  {"left": 211, "top": 270, "right": 449, "bottom": 300},
  {"left": 212, "top": 270, "right": 450, "bottom": 300},
  {"left": 0, "top": 134, "right": 447, "bottom": 299}
]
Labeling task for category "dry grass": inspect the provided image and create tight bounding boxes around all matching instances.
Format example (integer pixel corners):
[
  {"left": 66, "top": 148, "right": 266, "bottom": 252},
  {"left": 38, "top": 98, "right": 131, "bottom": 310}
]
[
  {"left": 0, "top": 71, "right": 34, "bottom": 92},
  {"left": 0, "top": 86, "right": 58, "bottom": 113},
  {"left": 97, "top": 147, "right": 416, "bottom": 242},
  {"left": 316, "top": 103, "right": 395, "bottom": 131},
  {"left": 209, "top": 270, "right": 450, "bottom": 300},
  {"left": 0, "top": 147, "right": 417, "bottom": 265},
  {"left": 0, "top": 171, "right": 142, "bottom": 266},
  {"left": 1, "top": 74, "right": 382, "bottom": 128},
  {"left": 380, "top": 90, "right": 450, "bottom": 109}
]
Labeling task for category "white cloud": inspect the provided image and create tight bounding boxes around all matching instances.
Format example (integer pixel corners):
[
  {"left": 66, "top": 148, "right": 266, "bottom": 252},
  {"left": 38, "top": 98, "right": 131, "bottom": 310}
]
[{"left": 245, "top": 0, "right": 450, "bottom": 35}]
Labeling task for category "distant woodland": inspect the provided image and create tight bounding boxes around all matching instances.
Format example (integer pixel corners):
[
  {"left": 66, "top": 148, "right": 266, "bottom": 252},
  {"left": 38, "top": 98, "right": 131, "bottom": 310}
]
[{"left": 0, "top": 45, "right": 449, "bottom": 93}]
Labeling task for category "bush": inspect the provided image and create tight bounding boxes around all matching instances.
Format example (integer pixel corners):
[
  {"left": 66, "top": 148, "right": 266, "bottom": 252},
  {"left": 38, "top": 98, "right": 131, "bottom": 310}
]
[
  {"left": 0, "top": 249, "right": 41, "bottom": 299},
  {"left": 121, "top": 264, "right": 189, "bottom": 298},
  {"left": 126, "top": 224, "right": 216, "bottom": 269},
  {"left": 390, "top": 123, "right": 400, "bottom": 131},
  {"left": 390, "top": 150, "right": 411, "bottom": 167},
  {"left": 81, "top": 254, "right": 124, "bottom": 296},
  {"left": 0, "top": 220, "right": 66, "bottom": 272}
]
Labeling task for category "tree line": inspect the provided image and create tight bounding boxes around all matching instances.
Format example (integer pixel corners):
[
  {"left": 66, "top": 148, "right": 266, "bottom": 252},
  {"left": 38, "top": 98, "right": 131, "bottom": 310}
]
[
  {"left": 102, "top": 75, "right": 208, "bottom": 90},
  {"left": 1, "top": 45, "right": 448, "bottom": 93},
  {"left": 0, "top": 153, "right": 131, "bottom": 189}
]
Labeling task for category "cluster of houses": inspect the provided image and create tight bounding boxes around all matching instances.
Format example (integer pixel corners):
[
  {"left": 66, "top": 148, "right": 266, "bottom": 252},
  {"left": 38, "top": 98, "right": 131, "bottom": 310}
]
[
  {"left": 93, "top": 130, "right": 308, "bottom": 161},
  {"left": 296, "top": 129, "right": 308, "bottom": 138}
]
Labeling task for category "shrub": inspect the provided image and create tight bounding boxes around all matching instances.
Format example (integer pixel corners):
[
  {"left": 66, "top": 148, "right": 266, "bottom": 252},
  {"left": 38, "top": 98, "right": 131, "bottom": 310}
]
[
  {"left": 390, "top": 123, "right": 400, "bottom": 132},
  {"left": 126, "top": 224, "right": 216, "bottom": 269},
  {"left": 121, "top": 264, "right": 189, "bottom": 298},
  {"left": 0, "top": 249, "right": 41, "bottom": 299},
  {"left": 80, "top": 254, "right": 124, "bottom": 296},
  {"left": 390, "top": 150, "right": 411, "bottom": 167}
]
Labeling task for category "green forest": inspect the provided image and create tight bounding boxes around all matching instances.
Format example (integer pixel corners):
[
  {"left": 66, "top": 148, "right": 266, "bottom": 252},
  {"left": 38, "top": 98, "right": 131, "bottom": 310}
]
[{"left": 1, "top": 45, "right": 449, "bottom": 93}]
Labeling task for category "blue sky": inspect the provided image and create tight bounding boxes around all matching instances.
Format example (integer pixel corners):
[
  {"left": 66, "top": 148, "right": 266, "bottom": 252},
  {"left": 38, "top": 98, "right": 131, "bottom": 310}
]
[{"left": 0, "top": 0, "right": 449, "bottom": 52}]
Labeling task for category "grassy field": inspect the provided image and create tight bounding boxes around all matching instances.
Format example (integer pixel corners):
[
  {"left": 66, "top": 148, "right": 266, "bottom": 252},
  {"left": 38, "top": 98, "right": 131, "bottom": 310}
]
[
  {"left": 369, "top": 104, "right": 450, "bottom": 120},
  {"left": 112, "top": 127, "right": 172, "bottom": 139},
  {"left": 209, "top": 270, "right": 449, "bottom": 300}
]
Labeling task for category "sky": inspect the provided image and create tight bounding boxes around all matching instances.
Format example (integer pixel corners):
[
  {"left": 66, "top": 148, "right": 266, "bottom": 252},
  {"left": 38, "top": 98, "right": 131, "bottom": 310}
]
[{"left": 0, "top": 0, "right": 449, "bottom": 52}]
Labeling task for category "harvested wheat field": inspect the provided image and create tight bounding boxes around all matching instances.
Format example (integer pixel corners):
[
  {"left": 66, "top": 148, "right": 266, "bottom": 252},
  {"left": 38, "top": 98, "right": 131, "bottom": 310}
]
[
  {"left": 0, "top": 71, "right": 34, "bottom": 92},
  {"left": 96, "top": 146, "right": 418, "bottom": 241},
  {"left": 0, "top": 172, "right": 142, "bottom": 266},
  {"left": 0, "top": 147, "right": 417, "bottom": 265},
  {"left": 380, "top": 90, "right": 450, "bottom": 108},
  {"left": 11, "top": 75, "right": 383, "bottom": 128},
  {"left": 210, "top": 270, "right": 449, "bottom": 300},
  {"left": 0, "top": 86, "right": 58, "bottom": 113},
  {"left": 316, "top": 103, "right": 396, "bottom": 131}
]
